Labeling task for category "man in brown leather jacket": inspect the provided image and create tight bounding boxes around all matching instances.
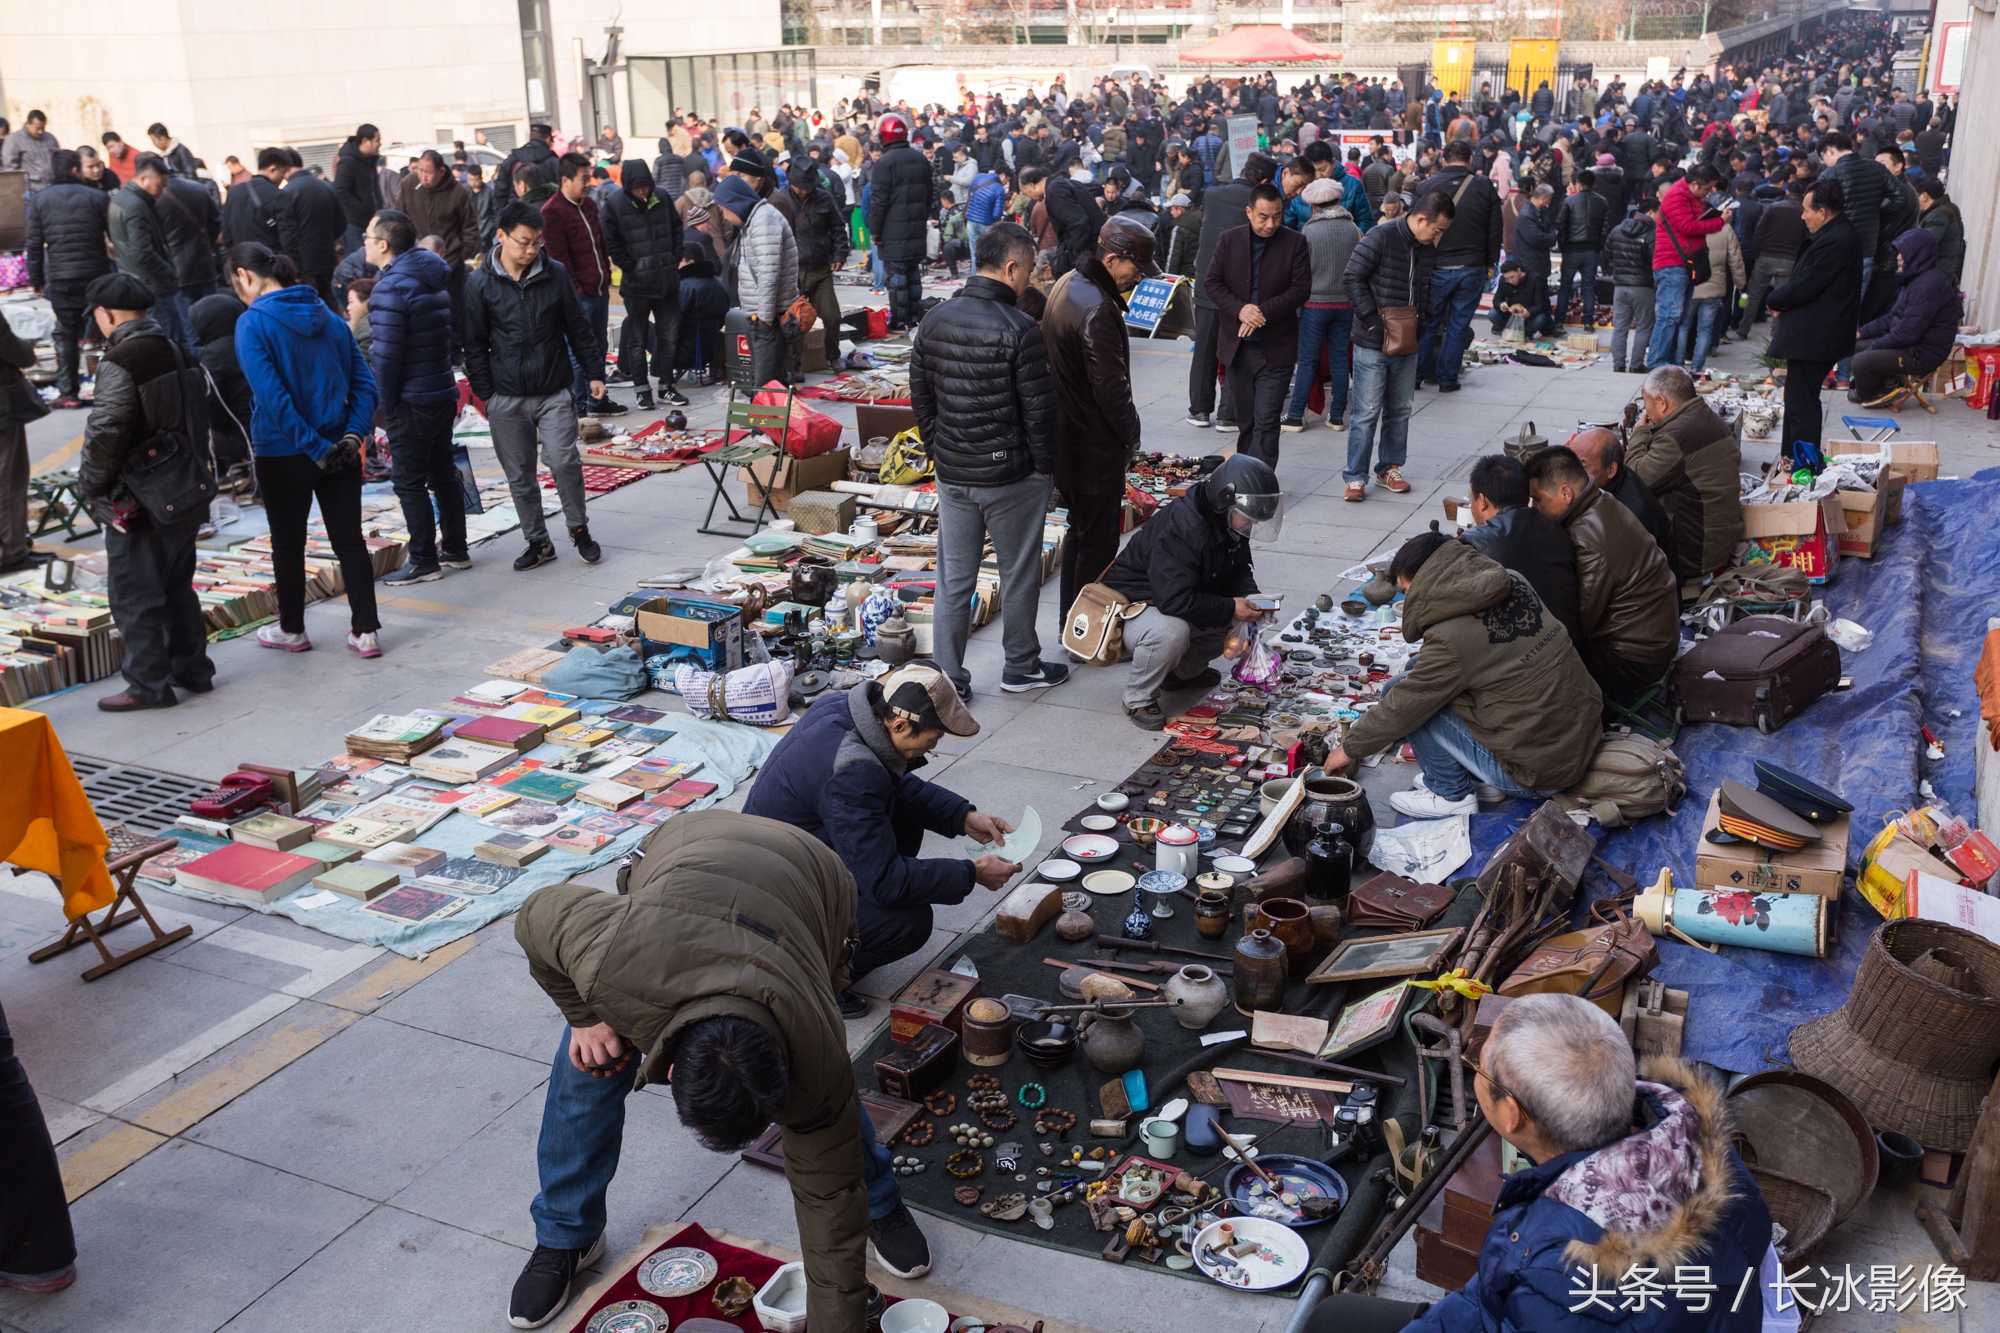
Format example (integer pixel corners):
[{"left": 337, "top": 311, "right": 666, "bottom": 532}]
[
  {"left": 1524, "top": 445, "right": 1680, "bottom": 698},
  {"left": 1043, "top": 212, "right": 1157, "bottom": 616}
]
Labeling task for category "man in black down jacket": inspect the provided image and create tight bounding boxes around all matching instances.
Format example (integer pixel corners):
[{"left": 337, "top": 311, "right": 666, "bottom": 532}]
[
  {"left": 26, "top": 150, "right": 111, "bottom": 408},
  {"left": 1818, "top": 134, "right": 1891, "bottom": 294},
  {"left": 1552, "top": 170, "right": 1609, "bottom": 332},
  {"left": 909, "top": 222, "right": 1062, "bottom": 698},
  {"left": 1621, "top": 126, "right": 1657, "bottom": 210},
  {"left": 774, "top": 164, "right": 850, "bottom": 371},
  {"left": 1033, "top": 167, "right": 1106, "bottom": 279},
  {"left": 1606, "top": 198, "right": 1657, "bottom": 373},
  {"left": 222, "top": 148, "right": 287, "bottom": 252},
  {"left": 600, "top": 158, "right": 686, "bottom": 410},
  {"left": 77, "top": 273, "right": 215, "bottom": 711},
  {"left": 1413, "top": 140, "right": 1503, "bottom": 393},
  {"left": 866, "top": 115, "right": 936, "bottom": 331},
  {"left": 282, "top": 153, "right": 346, "bottom": 310},
  {"left": 1765, "top": 176, "right": 1861, "bottom": 465},
  {"left": 1184, "top": 152, "right": 1272, "bottom": 429},
  {"left": 1103, "top": 454, "right": 1267, "bottom": 730},
  {"left": 157, "top": 173, "right": 221, "bottom": 309},
  {"left": 1462, "top": 454, "right": 1581, "bottom": 643},
  {"left": 333, "top": 124, "right": 383, "bottom": 258}
]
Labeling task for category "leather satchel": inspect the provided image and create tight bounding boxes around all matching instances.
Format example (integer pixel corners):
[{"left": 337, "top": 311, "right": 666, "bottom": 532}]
[
  {"left": 1498, "top": 900, "right": 1659, "bottom": 1016},
  {"left": 1380, "top": 306, "right": 1419, "bottom": 357},
  {"left": 1345, "top": 872, "right": 1454, "bottom": 931},
  {"left": 1062, "top": 582, "right": 1147, "bottom": 668}
]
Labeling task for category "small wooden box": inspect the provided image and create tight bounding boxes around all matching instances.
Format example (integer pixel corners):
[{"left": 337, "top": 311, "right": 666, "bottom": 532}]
[
  {"left": 890, "top": 968, "right": 981, "bottom": 1043},
  {"left": 1467, "top": 994, "right": 1513, "bottom": 1063},
  {"left": 1442, "top": 1131, "right": 1506, "bottom": 1253},
  {"left": 1416, "top": 1225, "right": 1482, "bottom": 1291},
  {"left": 874, "top": 1023, "right": 960, "bottom": 1101},
  {"left": 786, "top": 489, "right": 858, "bottom": 536}
]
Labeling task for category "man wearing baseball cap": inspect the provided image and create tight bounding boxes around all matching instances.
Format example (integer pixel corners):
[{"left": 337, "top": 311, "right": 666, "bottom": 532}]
[{"left": 745, "top": 662, "right": 1021, "bottom": 1018}]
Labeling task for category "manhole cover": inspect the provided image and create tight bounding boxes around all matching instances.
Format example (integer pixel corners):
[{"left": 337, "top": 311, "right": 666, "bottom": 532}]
[{"left": 70, "top": 755, "right": 213, "bottom": 835}]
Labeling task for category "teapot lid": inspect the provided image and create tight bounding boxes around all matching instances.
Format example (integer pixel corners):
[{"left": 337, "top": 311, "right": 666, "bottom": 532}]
[{"left": 1158, "top": 824, "right": 1199, "bottom": 846}]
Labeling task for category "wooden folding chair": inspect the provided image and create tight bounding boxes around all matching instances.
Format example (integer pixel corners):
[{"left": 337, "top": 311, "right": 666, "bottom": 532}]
[
  {"left": 1864, "top": 376, "right": 1937, "bottom": 415},
  {"left": 697, "top": 382, "right": 795, "bottom": 539},
  {"left": 28, "top": 823, "right": 193, "bottom": 981}
]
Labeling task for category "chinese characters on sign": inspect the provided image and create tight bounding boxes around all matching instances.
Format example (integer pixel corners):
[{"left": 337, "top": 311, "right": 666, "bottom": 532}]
[
  {"left": 1568, "top": 1263, "right": 1968, "bottom": 1316},
  {"left": 1124, "top": 276, "right": 1189, "bottom": 336}
]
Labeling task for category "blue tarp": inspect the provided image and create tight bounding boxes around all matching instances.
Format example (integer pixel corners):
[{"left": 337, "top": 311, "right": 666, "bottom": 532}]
[{"left": 1460, "top": 476, "right": 1999, "bottom": 1075}]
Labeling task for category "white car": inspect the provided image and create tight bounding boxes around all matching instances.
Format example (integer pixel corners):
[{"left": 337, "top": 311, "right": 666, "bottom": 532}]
[{"left": 382, "top": 141, "right": 508, "bottom": 174}]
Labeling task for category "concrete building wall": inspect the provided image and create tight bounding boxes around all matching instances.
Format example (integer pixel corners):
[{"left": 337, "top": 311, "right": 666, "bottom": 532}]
[{"left": 1951, "top": 0, "right": 1999, "bottom": 327}]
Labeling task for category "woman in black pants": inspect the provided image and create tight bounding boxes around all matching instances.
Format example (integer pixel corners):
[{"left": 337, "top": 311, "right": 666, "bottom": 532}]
[{"left": 229, "top": 243, "right": 384, "bottom": 657}]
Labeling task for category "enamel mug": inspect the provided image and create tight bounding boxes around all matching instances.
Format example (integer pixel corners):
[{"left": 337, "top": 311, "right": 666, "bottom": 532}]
[{"left": 1155, "top": 824, "right": 1200, "bottom": 879}]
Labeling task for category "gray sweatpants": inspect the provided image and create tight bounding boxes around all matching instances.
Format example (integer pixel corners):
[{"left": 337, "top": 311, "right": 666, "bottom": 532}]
[
  {"left": 933, "top": 472, "right": 1053, "bottom": 688},
  {"left": 487, "top": 390, "right": 588, "bottom": 546},
  {"left": 1610, "top": 286, "right": 1655, "bottom": 371},
  {"left": 1123, "top": 607, "right": 1230, "bottom": 710}
]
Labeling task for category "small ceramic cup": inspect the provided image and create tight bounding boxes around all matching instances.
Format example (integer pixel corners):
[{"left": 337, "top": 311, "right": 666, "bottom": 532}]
[{"left": 1141, "top": 1117, "right": 1180, "bottom": 1159}]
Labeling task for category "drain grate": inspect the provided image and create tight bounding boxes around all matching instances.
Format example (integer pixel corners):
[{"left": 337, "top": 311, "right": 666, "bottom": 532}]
[{"left": 71, "top": 755, "right": 214, "bottom": 835}]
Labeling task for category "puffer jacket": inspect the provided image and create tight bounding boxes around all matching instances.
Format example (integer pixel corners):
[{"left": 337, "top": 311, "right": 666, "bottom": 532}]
[
  {"left": 1652, "top": 178, "right": 1726, "bottom": 273},
  {"left": 1555, "top": 187, "right": 1610, "bottom": 252},
  {"left": 540, "top": 190, "right": 611, "bottom": 298},
  {"left": 283, "top": 172, "right": 345, "bottom": 272},
  {"left": 909, "top": 275, "right": 1056, "bottom": 487},
  {"left": 367, "top": 247, "right": 456, "bottom": 407},
  {"left": 1857, "top": 227, "right": 1962, "bottom": 368},
  {"left": 333, "top": 136, "right": 382, "bottom": 230},
  {"left": 462, "top": 245, "right": 600, "bottom": 400},
  {"left": 79, "top": 317, "right": 209, "bottom": 526},
  {"left": 1344, "top": 540, "right": 1600, "bottom": 792},
  {"left": 25, "top": 179, "right": 111, "bottom": 288},
  {"left": 735, "top": 198, "right": 800, "bottom": 325},
  {"left": 157, "top": 177, "right": 220, "bottom": 288},
  {"left": 965, "top": 172, "right": 1007, "bottom": 227},
  {"left": 1511, "top": 202, "right": 1557, "bottom": 280},
  {"left": 190, "top": 294, "right": 253, "bottom": 456},
  {"left": 1590, "top": 164, "right": 1626, "bottom": 222},
  {"left": 1103, "top": 476, "right": 1258, "bottom": 631},
  {"left": 1344, "top": 217, "right": 1435, "bottom": 354},
  {"left": 109, "top": 183, "right": 176, "bottom": 295},
  {"left": 1627, "top": 394, "right": 1740, "bottom": 580},
  {"left": 1409, "top": 1059, "right": 1771, "bottom": 1333},
  {"left": 866, "top": 143, "right": 936, "bottom": 263},
  {"left": 235, "top": 284, "right": 377, "bottom": 461},
  {"left": 1042, "top": 253, "right": 1142, "bottom": 498},
  {"left": 1822, "top": 150, "right": 1892, "bottom": 260},
  {"left": 1412, "top": 165, "right": 1503, "bottom": 270},
  {"left": 1557, "top": 480, "right": 1681, "bottom": 672},
  {"left": 515, "top": 809, "right": 872, "bottom": 1333},
  {"left": 1920, "top": 200, "right": 1965, "bottom": 290},
  {"left": 1303, "top": 206, "right": 1361, "bottom": 303},
  {"left": 601, "top": 160, "right": 686, "bottom": 301},
  {"left": 649, "top": 152, "right": 688, "bottom": 202},
  {"left": 1605, "top": 214, "right": 1655, "bottom": 287},
  {"left": 1462, "top": 504, "right": 1582, "bottom": 644}
]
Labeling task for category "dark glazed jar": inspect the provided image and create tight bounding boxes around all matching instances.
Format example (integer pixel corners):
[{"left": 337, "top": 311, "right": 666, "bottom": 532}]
[{"left": 1233, "top": 928, "right": 1287, "bottom": 1015}]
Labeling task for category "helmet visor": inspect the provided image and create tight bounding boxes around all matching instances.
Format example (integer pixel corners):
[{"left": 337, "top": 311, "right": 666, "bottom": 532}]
[{"left": 1232, "top": 490, "right": 1284, "bottom": 542}]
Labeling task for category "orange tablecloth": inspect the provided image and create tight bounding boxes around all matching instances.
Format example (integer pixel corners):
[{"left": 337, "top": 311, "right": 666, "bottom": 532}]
[{"left": 0, "top": 708, "right": 113, "bottom": 919}]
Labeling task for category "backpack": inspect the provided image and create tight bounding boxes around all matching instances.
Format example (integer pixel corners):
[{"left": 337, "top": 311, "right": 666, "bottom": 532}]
[{"left": 1557, "top": 733, "right": 1687, "bottom": 828}]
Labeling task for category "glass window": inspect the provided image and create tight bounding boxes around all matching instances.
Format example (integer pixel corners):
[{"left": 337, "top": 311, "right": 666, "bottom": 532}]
[{"left": 631, "top": 58, "right": 672, "bottom": 137}]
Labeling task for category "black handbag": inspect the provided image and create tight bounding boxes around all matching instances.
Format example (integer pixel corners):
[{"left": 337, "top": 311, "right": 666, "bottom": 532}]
[
  {"left": 1662, "top": 217, "right": 1712, "bottom": 287},
  {"left": 122, "top": 344, "right": 217, "bottom": 528}
]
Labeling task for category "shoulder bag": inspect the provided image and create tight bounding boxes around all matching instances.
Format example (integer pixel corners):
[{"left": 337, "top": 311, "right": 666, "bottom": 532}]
[
  {"left": 122, "top": 344, "right": 218, "bottom": 528},
  {"left": 1661, "top": 212, "right": 1712, "bottom": 286},
  {"left": 1497, "top": 899, "right": 1659, "bottom": 1015},
  {"left": 1381, "top": 173, "right": 1471, "bottom": 357}
]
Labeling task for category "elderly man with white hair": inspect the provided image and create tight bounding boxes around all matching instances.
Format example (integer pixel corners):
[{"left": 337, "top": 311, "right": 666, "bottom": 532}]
[
  {"left": 1299, "top": 993, "right": 1776, "bottom": 1333},
  {"left": 1625, "top": 365, "right": 1741, "bottom": 585}
]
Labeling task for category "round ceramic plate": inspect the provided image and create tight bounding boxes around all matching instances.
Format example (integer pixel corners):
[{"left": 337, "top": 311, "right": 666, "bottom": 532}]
[
  {"left": 1061, "top": 834, "right": 1120, "bottom": 861},
  {"left": 1082, "top": 869, "right": 1135, "bottom": 895},
  {"left": 1079, "top": 814, "right": 1118, "bottom": 832},
  {"left": 1036, "top": 859, "right": 1081, "bottom": 883},
  {"left": 1193, "top": 1216, "right": 1311, "bottom": 1291},
  {"left": 1222, "top": 1153, "right": 1351, "bottom": 1228},
  {"left": 636, "top": 1246, "right": 717, "bottom": 1299},
  {"left": 586, "top": 1300, "right": 672, "bottom": 1333},
  {"left": 1211, "top": 855, "right": 1257, "bottom": 876}
]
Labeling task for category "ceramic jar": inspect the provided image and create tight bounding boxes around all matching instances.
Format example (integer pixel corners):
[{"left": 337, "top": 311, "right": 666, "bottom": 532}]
[
  {"left": 1302, "top": 827, "right": 1354, "bottom": 906},
  {"left": 962, "top": 998, "right": 1015, "bottom": 1067},
  {"left": 875, "top": 615, "right": 917, "bottom": 666},
  {"left": 1283, "top": 773, "right": 1376, "bottom": 859},
  {"left": 1161, "top": 964, "right": 1231, "bottom": 1030},
  {"left": 1245, "top": 897, "right": 1315, "bottom": 977},
  {"left": 1079, "top": 1004, "right": 1147, "bottom": 1074},
  {"left": 1194, "top": 889, "right": 1232, "bottom": 939},
  {"left": 1233, "top": 929, "right": 1287, "bottom": 1015}
]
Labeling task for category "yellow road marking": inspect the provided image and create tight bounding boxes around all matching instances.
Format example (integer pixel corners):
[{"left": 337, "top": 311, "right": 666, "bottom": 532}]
[
  {"left": 60, "top": 1123, "right": 168, "bottom": 1202},
  {"left": 36, "top": 433, "right": 85, "bottom": 471},
  {"left": 130, "top": 1007, "right": 362, "bottom": 1138},
  {"left": 322, "top": 933, "right": 481, "bottom": 1013}
]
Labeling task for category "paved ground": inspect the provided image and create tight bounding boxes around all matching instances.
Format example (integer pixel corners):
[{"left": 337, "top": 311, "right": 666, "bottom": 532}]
[{"left": 5, "top": 294, "right": 1996, "bottom": 1332}]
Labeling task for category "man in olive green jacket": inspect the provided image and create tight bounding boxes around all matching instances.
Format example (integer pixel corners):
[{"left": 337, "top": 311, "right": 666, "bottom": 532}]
[
  {"left": 510, "top": 809, "right": 931, "bottom": 1329},
  {"left": 1627, "top": 364, "right": 1742, "bottom": 582},
  {"left": 1329, "top": 534, "right": 1602, "bottom": 819}
]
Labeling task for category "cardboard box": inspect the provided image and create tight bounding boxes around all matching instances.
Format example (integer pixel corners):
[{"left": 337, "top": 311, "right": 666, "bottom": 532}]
[
  {"left": 800, "top": 326, "right": 829, "bottom": 373},
  {"left": 1833, "top": 483, "right": 1890, "bottom": 559},
  {"left": 853, "top": 404, "right": 918, "bottom": 451},
  {"left": 1827, "top": 439, "right": 1940, "bottom": 483},
  {"left": 635, "top": 595, "right": 744, "bottom": 658},
  {"left": 1695, "top": 787, "right": 1851, "bottom": 897},
  {"left": 1740, "top": 494, "right": 1844, "bottom": 583},
  {"left": 739, "top": 446, "right": 850, "bottom": 514}
]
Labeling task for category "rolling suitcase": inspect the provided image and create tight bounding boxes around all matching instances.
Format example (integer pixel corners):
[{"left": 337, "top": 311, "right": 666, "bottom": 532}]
[{"left": 1672, "top": 616, "right": 1841, "bottom": 734}]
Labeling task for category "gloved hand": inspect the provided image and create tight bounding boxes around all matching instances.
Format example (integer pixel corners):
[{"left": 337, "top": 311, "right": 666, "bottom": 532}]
[{"left": 318, "top": 433, "right": 365, "bottom": 474}]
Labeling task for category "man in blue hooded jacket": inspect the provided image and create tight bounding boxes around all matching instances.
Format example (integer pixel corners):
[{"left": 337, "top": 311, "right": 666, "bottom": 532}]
[
  {"left": 365, "top": 208, "right": 465, "bottom": 586},
  {"left": 744, "top": 663, "right": 1020, "bottom": 1016}
]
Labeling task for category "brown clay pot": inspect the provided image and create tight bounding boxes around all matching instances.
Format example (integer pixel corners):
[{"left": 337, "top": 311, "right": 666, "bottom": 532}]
[
  {"left": 1245, "top": 896, "right": 1314, "bottom": 977},
  {"left": 1194, "top": 889, "right": 1232, "bottom": 939},
  {"left": 961, "top": 997, "right": 1015, "bottom": 1067},
  {"left": 1233, "top": 928, "right": 1287, "bottom": 1015}
]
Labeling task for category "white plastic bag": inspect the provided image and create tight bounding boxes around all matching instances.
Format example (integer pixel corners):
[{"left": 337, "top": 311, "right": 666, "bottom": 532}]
[{"left": 672, "top": 661, "right": 793, "bottom": 726}]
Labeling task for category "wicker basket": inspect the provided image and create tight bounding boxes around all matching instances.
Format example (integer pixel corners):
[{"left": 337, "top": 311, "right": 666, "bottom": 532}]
[
  {"left": 1791, "top": 919, "right": 2000, "bottom": 1151},
  {"left": 1748, "top": 1165, "right": 1837, "bottom": 1268}
]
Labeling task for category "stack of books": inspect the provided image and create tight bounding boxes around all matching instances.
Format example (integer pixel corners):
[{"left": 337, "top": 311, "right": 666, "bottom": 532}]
[
  {"left": 175, "top": 843, "right": 323, "bottom": 905},
  {"left": 345, "top": 714, "right": 447, "bottom": 762}
]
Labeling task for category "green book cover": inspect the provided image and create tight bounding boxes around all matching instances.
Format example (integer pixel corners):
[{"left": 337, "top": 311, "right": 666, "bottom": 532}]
[
  {"left": 502, "top": 771, "right": 588, "bottom": 803},
  {"left": 313, "top": 863, "right": 402, "bottom": 900},
  {"left": 295, "top": 840, "right": 361, "bottom": 866}
]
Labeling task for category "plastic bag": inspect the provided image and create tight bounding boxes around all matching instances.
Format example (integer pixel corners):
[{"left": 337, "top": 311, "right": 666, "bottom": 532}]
[
  {"left": 1231, "top": 633, "right": 1282, "bottom": 691},
  {"left": 750, "top": 384, "right": 841, "bottom": 458}
]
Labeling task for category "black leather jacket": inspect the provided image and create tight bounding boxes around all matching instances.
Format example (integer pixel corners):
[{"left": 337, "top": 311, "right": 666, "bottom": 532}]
[
  {"left": 909, "top": 276, "right": 1057, "bottom": 488},
  {"left": 80, "top": 317, "right": 209, "bottom": 526},
  {"left": 1042, "top": 255, "right": 1142, "bottom": 497},
  {"left": 1555, "top": 188, "right": 1610, "bottom": 252}
]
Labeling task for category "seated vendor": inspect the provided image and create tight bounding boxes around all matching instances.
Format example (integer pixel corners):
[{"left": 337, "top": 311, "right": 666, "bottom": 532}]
[
  {"left": 744, "top": 662, "right": 1020, "bottom": 1017},
  {"left": 1565, "top": 427, "right": 1680, "bottom": 579},
  {"left": 1488, "top": 259, "right": 1555, "bottom": 340},
  {"left": 1525, "top": 445, "right": 1681, "bottom": 701},
  {"left": 1625, "top": 366, "right": 1738, "bottom": 584},
  {"left": 1327, "top": 532, "right": 1600, "bottom": 820},
  {"left": 1460, "top": 454, "right": 1582, "bottom": 644},
  {"left": 1298, "top": 994, "right": 1775, "bottom": 1333},
  {"left": 1102, "top": 454, "right": 1278, "bottom": 732}
]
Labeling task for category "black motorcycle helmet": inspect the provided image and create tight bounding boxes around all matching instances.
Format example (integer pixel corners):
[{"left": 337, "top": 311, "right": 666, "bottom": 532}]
[{"left": 1200, "top": 454, "right": 1284, "bottom": 541}]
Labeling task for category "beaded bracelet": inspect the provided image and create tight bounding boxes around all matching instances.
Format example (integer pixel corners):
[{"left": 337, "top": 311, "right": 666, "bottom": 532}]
[
  {"left": 967, "top": 1090, "right": 1010, "bottom": 1112},
  {"left": 584, "top": 1048, "right": 635, "bottom": 1079},
  {"left": 980, "top": 1107, "right": 1018, "bottom": 1131},
  {"left": 924, "top": 1091, "right": 957, "bottom": 1116},
  {"left": 946, "top": 1150, "right": 985, "bottom": 1178},
  {"left": 900, "top": 1119, "right": 935, "bottom": 1147},
  {"left": 965, "top": 1074, "right": 1002, "bottom": 1093},
  {"left": 1016, "top": 1082, "right": 1047, "bottom": 1109},
  {"left": 1035, "top": 1108, "right": 1077, "bottom": 1136}
]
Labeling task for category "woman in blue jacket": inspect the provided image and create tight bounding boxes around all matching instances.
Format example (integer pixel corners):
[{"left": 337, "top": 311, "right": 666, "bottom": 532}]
[{"left": 228, "top": 242, "right": 384, "bottom": 657}]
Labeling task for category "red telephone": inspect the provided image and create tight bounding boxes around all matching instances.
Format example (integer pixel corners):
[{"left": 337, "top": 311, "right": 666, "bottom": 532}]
[{"left": 189, "top": 772, "right": 276, "bottom": 820}]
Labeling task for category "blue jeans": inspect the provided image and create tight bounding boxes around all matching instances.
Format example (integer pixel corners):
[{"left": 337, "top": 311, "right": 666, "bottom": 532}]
[
  {"left": 571, "top": 293, "right": 610, "bottom": 412},
  {"left": 1405, "top": 707, "right": 1559, "bottom": 802},
  {"left": 1287, "top": 305, "right": 1351, "bottom": 422},
  {"left": 1415, "top": 265, "right": 1484, "bottom": 388},
  {"left": 1682, "top": 296, "right": 1725, "bottom": 373},
  {"left": 1643, "top": 265, "right": 1690, "bottom": 369},
  {"left": 1345, "top": 346, "right": 1415, "bottom": 484},
  {"left": 151, "top": 292, "right": 194, "bottom": 352},
  {"left": 529, "top": 1028, "right": 901, "bottom": 1248}
]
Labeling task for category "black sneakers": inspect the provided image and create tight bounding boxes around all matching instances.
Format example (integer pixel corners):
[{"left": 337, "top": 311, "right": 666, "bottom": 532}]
[
  {"left": 509, "top": 1236, "right": 604, "bottom": 1328},
  {"left": 570, "top": 525, "right": 603, "bottom": 564},
  {"left": 866, "top": 1203, "right": 933, "bottom": 1279},
  {"left": 585, "top": 397, "right": 628, "bottom": 417},
  {"left": 1126, "top": 701, "right": 1168, "bottom": 731},
  {"left": 635, "top": 388, "right": 655, "bottom": 410},
  {"left": 439, "top": 549, "right": 473, "bottom": 571},
  {"left": 515, "top": 539, "right": 557, "bottom": 572},
  {"left": 1163, "top": 666, "right": 1222, "bottom": 692},
  {"left": 383, "top": 563, "right": 443, "bottom": 585},
  {"left": 663, "top": 386, "right": 690, "bottom": 407}
]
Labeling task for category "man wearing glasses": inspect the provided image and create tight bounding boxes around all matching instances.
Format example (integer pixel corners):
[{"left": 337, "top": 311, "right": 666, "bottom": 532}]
[{"left": 1297, "top": 994, "right": 1774, "bottom": 1333}]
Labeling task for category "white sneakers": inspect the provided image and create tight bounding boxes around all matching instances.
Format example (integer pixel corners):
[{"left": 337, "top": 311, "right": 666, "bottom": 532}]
[
  {"left": 1389, "top": 788, "right": 1479, "bottom": 819},
  {"left": 347, "top": 631, "right": 383, "bottom": 659},
  {"left": 256, "top": 625, "right": 311, "bottom": 652}
]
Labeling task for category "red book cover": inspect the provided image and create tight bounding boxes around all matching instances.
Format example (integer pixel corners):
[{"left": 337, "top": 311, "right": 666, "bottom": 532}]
[
  {"left": 453, "top": 716, "right": 547, "bottom": 751},
  {"left": 175, "top": 843, "right": 322, "bottom": 905}
]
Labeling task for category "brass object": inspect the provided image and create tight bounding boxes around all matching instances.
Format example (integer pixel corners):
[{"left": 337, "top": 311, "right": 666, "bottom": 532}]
[{"left": 712, "top": 1276, "right": 756, "bottom": 1318}]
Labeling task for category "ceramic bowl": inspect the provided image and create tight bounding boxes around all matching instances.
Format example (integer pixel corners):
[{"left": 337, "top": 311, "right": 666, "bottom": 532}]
[
  {"left": 1212, "top": 855, "right": 1257, "bottom": 877},
  {"left": 1036, "top": 859, "right": 1081, "bottom": 883},
  {"left": 1061, "top": 833, "right": 1119, "bottom": 861},
  {"left": 1125, "top": 816, "right": 1168, "bottom": 847},
  {"left": 1079, "top": 814, "right": 1119, "bottom": 832},
  {"left": 881, "top": 1299, "right": 951, "bottom": 1333},
  {"left": 1016, "top": 1019, "right": 1079, "bottom": 1067},
  {"left": 1340, "top": 597, "right": 1369, "bottom": 617},
  {"left": 1259, "top": 778, "right": 1297, "bottom": 817},
  {"left": 1083, "top": 869, "right": 1136, "bottom": 896},
  {"left": 1096, "top": 792, "right": 1130, "bottom": 813}
]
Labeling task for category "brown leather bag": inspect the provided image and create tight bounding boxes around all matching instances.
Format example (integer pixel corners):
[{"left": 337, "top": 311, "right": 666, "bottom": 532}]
[
  {"left": 1346, "top": 872, "right": 1454, "bottom": 931},
  {"left": 1498, "top": 900, "right": 1659, "bottom": 1016},
  {"left": 1381, "top": 306, "right": 1419, "bottom": 356}
]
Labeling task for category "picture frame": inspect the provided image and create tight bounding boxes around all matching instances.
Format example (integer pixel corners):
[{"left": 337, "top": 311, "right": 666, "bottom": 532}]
[
  {"left": 1320, "top": 981, "right": 1414, "bottom": 1059},
  {"left": 1305, "top": 927, "right": 1463, "bottom": 985}
]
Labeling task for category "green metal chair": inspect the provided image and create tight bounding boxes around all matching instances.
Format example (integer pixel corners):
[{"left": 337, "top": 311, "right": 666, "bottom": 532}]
[
  {"left": 697, "top": 381, "right": 795, "bottom": 539},
  {"left": 1603, "top": 662, "right": 1681, "bottom": 745},
  {"left": 29, "top": 468, "right": 101, "bottom": 542}
]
